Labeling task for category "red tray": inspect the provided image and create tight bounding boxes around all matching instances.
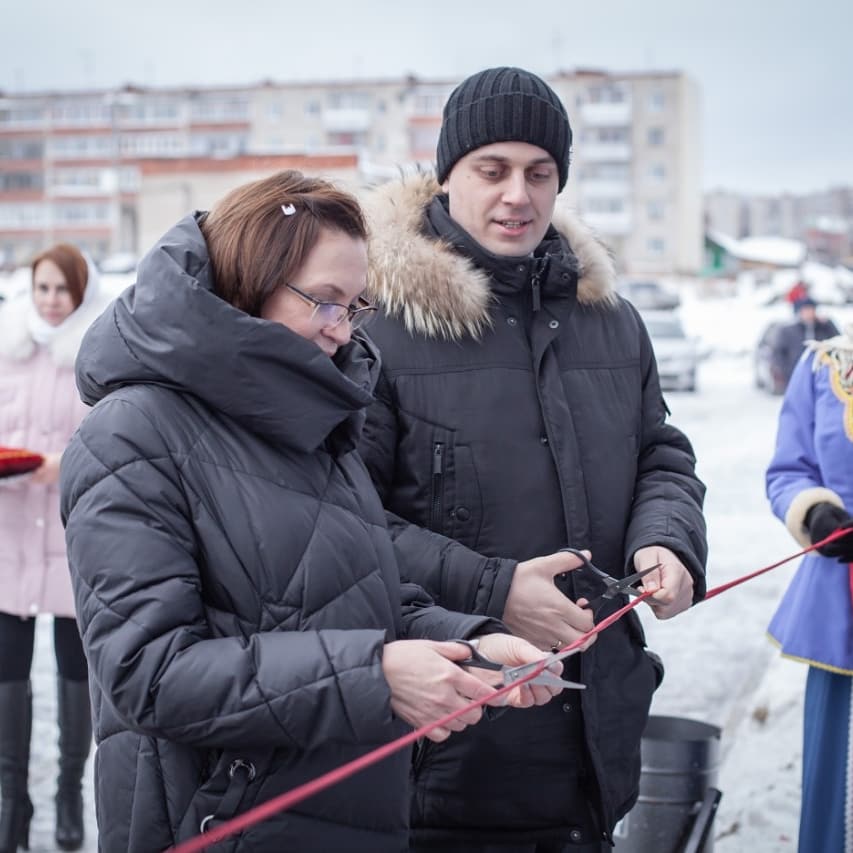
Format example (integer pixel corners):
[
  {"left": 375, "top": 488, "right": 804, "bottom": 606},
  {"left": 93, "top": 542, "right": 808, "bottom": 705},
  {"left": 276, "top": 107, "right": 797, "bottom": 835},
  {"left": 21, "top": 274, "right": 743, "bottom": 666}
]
[{"left": 0, "top": 447, "right": 45, "bottom": 480}]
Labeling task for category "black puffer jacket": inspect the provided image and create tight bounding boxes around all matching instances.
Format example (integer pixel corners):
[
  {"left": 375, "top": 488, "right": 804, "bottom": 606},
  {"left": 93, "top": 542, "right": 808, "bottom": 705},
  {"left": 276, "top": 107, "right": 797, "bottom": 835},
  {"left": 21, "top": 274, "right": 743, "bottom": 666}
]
[
  {"left": 772, "top": 316, "right": 840, "bottom": 388},
  {"left": 60, "top": 214, "right": 492, "bottom": 853},
  {"left": 360, "top": 176, "right": 708, "bottom": 846}
]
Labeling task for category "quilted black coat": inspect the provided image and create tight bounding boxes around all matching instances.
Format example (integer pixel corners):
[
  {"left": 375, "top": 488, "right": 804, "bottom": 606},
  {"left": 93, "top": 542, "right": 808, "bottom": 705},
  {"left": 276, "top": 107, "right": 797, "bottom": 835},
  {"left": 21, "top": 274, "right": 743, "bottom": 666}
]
[
  {"left": 60, "top": 214, "right": 492, "bottom": 853},
  {"left": 360, "top": 177, "right": 708, "bottom": 847}
]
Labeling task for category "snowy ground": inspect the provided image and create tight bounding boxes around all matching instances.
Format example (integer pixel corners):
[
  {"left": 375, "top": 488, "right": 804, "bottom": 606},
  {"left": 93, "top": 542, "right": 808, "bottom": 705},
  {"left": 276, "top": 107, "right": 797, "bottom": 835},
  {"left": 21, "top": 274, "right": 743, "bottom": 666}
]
[{"left": 21, "top": 281, "right": 853, "bottom": 851}]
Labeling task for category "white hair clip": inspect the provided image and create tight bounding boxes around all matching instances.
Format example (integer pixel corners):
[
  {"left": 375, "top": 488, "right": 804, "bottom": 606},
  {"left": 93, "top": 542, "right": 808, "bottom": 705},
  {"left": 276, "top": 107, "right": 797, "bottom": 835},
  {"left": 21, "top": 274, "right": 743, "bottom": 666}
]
[{"left": 281, "top": 204, "right": 296, "bottom": 216}]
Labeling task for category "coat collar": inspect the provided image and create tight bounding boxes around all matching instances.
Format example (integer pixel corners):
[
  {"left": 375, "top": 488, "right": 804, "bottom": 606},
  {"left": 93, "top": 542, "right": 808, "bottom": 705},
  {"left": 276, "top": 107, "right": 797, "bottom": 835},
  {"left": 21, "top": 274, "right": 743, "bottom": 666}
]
[{"left": 364, "top": 172, "right": 617, "bottom": 340}]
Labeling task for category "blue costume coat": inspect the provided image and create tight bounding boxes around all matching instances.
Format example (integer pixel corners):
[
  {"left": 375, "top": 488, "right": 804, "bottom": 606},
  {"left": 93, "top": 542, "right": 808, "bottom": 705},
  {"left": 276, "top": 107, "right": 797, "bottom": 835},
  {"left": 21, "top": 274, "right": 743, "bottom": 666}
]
[{"left": 766, "top": 347, "right": 853, "bottom": 674}]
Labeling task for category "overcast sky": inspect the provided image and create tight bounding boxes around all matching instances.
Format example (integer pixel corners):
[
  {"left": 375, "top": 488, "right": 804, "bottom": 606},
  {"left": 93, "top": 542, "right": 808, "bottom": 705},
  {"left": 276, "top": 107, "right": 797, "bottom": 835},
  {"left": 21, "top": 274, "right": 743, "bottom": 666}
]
[{"left": 3, "top": 0, "right": 850, "bottom": 195}]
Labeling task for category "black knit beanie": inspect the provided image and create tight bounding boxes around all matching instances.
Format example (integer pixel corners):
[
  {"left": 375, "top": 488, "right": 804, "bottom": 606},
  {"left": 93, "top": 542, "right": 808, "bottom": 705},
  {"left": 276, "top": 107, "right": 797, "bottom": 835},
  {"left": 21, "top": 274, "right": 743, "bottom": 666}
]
[{"left": 436, "top": 67, "right": 572, "bottom": 190}]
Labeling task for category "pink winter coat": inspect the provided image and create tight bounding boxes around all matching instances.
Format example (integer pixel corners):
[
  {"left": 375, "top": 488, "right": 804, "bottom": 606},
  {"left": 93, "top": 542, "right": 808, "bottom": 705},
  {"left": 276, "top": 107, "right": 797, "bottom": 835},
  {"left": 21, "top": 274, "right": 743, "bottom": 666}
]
[{"left": 0, "top": 284, "right": 108, "bottom": 618}]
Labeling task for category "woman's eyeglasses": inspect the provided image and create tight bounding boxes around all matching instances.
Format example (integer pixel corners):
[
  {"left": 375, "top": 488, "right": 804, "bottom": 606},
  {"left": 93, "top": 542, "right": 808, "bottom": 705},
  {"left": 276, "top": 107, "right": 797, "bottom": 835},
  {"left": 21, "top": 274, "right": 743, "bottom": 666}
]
[{"left": 285, "top": 284, "right": 378, "bottom": 331}]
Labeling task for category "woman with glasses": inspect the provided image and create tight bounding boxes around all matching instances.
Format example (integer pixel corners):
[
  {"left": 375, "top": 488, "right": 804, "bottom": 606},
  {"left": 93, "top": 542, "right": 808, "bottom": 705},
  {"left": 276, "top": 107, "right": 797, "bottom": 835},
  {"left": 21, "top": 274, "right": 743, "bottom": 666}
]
[{"left": 59, "top": 170, "right": 563, "bottom": 853}]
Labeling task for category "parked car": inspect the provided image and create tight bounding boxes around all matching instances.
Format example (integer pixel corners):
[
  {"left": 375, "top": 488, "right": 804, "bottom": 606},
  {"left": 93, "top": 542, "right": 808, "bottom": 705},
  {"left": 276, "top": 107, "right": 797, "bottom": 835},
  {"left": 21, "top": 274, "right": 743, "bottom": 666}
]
[
  {"left": 642, "top": 311, "right": 701, "bottom": 392},
  {"left": 754, "top": 321, "right": 787, "bottom": 395},
  {"left": 617, "top": 279, "right": 681, "bottom": 311}
]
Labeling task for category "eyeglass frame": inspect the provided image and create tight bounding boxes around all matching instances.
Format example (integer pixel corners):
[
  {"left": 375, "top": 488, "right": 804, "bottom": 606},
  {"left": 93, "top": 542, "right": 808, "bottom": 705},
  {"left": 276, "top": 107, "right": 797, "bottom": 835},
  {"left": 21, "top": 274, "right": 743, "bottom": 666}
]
[{"left": 284, "top": 283, "right": 378, "bottom": 331}]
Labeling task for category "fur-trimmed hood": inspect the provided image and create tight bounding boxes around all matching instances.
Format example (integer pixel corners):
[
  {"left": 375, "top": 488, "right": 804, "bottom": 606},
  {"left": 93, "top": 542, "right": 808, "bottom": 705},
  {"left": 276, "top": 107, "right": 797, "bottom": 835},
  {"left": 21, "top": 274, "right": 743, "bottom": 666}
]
[
  {"left": 0, "top": 257, "right": 112, "bottom": 367},
  {"left": 363, "top": 172, "right": 617, "bottom": 340}
]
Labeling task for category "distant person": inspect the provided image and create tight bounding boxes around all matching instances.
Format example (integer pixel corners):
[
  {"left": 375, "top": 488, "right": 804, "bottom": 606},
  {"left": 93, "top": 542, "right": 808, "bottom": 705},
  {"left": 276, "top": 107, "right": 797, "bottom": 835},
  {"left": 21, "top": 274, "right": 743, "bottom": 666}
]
[
  {"left": 0, "top": 244, "right": 107, "bottom": 852},
  {"left": 59, "top": 170, "right": 565, "bottom": 853},
  {"left": 771, "top": 296, "right": 839, "bottom": 391},
  {"left": 359, "top": 66, "right": 708, "bottom": 852},
  {"left": 766, "top": 321, "right": 853, "bottom": 853}
]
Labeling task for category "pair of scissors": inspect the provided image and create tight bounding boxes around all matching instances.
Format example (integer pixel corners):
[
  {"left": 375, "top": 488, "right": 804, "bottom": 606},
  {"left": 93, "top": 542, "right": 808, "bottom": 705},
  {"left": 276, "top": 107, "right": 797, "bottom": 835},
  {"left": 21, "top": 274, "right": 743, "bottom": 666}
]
[
  {"left": 559, "top": 547, "right": 661, "bottom": 611},
  {"left": 454, "top": 640, "right": 586, "bottom": 691}
]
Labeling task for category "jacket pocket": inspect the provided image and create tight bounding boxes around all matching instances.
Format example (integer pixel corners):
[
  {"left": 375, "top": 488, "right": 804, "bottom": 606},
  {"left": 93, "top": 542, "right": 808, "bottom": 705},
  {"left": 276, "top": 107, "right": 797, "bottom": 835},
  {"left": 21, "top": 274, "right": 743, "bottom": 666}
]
[{"left": 428, "top": 432, "right": 483, "bottom": 548}]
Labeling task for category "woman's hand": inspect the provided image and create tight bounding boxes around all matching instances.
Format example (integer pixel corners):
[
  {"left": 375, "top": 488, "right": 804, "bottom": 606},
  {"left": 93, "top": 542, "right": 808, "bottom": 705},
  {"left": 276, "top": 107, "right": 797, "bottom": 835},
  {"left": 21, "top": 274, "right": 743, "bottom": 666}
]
[
  {"left": 383, "top": 640, "right": 498, "bottom": 741},
  {"left": 473, "top": 633, "right": 566, "bottom": 708},
  {"left": 30, "top": 452, "right": 62, "bottom": 485},
  {"left": 382, "top": 635, "right": 567, "bottom": 741}
]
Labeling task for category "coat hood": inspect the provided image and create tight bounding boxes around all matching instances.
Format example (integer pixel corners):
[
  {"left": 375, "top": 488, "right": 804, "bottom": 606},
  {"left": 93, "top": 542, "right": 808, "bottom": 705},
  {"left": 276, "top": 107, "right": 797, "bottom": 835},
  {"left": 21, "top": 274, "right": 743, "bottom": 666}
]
[
  {"left": 364, "top": 172, "right": 617, "bottom": 340},
  {"left": 75, "top": 214, "right": 377, "bottom": 453},
  {"left": 0, "top": 254, "right": 110, "bottom": 367}
]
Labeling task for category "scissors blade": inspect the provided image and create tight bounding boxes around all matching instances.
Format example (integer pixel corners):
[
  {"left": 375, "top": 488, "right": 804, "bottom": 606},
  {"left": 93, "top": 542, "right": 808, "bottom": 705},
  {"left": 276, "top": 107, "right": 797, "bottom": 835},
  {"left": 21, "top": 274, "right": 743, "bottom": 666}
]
[
  {"left": 502, "top": 647, "right": 582, "bottom": 685},
  {"left": 526, "top": 671, "right": 586, "bottom": 690},
  {"left": 600, "top": 563, "right": 662, "bottom": 600}
]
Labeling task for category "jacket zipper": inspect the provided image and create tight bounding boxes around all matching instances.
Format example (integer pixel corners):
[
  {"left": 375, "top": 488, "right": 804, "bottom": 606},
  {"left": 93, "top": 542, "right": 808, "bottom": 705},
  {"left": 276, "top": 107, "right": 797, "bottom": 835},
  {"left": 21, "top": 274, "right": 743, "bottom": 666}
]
[
  {"left": 430, "top": 442, "right": 444, "bottom": 532},
  {"left": 530, "top": 255, "right": 550, "bottom": 313}
]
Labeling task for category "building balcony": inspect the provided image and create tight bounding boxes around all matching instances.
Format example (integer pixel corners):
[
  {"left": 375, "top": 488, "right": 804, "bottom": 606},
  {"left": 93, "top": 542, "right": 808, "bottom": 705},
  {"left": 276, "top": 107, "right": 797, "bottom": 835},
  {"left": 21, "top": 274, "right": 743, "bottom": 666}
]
[
  {"left": 578, "top": 179, "right": 631, "bottom": 198},
  {"left": 580, "top": 101, "right": 633, "bottom": 126},
  {"left": 322, "top": 108, "right": 372, "bottom": 133},
  {"left": 580, "top": 210, "right": 633, "bottom": 235},
  {"left": 580, "top": 143, "right": 632, "bottom": 162}
]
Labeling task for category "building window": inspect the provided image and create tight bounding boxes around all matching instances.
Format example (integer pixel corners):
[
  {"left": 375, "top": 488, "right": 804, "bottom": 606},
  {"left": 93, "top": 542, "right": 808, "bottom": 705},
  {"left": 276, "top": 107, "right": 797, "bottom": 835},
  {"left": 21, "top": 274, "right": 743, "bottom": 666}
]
[
  {"left": 267, "top": 101, "right": 285, "bottom": 120},
  {"left": 582, "top": 127, "right": 630, "bottom": 144},
  {"left": 647, "top": 127, "right": 665, "bottom": 146},
  {"left": 647, "top": 162, "right": 667, "bottom": 181},
  {"left": 585, "top": 198, "right": 625, "bottom": 214},
  {"left": 646, "top": 237, "right": 666, "bottom": 255},
  {"left": 579, "top": 162, "right": 630, "bottom": 181},
  {"left": 0, "top": 172, "right": 43, "bottom": 191},
  {"left": 647, "top": 200, "right": 665, "bottom": 221},
  {"left": 305, "top": 100, "right": 321, "bottom": 115},
  {"left": 587, "top": 84, "right": 626, "bottom": 104},
  {"left": 648, "top": 90, "right": 666, "bottom": 111},
  {"left": 411, "top": 88, "right": 449, "bottom": 116},
  {"left": 328, "top": 92, "right": 371, "bottom": 110},
  {"left": 408, "top": 125, "right": 440, "bottom": 155},
  {"left": 326, "top": 131, "right": 366, "bottom": 147}
]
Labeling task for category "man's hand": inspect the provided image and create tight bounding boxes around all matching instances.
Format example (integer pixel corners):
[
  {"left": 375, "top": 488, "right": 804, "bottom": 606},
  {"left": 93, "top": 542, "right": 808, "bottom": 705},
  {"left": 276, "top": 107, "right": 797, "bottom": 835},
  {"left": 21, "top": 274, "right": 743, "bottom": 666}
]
[
  {"left": 634, "top": 545, "right": 694, "bottom": 619},
  {"left": 474, "top": 633, "right": 565, "bottom": 708},
  {"left": 29, "top": 452, "right": 62, "bottom": 486},
  {"left": 503, "top": 551, "right": 596, "bottom": 652}
]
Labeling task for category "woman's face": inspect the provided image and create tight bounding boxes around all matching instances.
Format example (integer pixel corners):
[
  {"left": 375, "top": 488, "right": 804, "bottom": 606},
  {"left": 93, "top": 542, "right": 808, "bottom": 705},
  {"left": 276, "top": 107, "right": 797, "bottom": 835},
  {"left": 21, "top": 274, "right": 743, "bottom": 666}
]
[
  {"left": 260, "top": 228, "right": 368, "bottom": 358},
  {"left": 32, "top": 259, "right": 76, "bottom": 326}
]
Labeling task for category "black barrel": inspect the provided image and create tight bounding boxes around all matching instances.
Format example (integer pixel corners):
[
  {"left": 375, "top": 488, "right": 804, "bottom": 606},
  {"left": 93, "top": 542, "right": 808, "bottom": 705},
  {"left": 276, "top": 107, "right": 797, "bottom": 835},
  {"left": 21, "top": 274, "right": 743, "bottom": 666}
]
[{"left": 612, "top": 715, "right": 722, "bottom": 853}]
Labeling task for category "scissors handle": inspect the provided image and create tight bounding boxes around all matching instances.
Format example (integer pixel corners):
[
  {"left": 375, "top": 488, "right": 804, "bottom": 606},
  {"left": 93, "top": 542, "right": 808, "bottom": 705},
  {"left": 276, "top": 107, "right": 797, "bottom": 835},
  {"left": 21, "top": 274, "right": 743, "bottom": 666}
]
[{"left": 453, "top": 639, "right": 504, "bottom": 672}]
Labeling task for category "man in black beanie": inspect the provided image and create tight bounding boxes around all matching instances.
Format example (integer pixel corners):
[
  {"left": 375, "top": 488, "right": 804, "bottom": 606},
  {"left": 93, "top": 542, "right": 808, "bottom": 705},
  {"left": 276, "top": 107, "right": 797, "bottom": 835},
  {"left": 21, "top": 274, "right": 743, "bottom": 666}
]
[{"left": 360, "top": 66, "right": 708, "bottom": 852}]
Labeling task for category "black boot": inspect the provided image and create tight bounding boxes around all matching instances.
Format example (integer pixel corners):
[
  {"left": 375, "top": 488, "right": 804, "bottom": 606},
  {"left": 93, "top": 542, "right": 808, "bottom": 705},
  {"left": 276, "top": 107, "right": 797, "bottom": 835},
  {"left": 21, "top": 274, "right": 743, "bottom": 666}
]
[
  {"left": 55, "top": 678, "right": 91, "bottom": 852},
  {"left": 0, "top": 681, "right": 33, "bottom": 853}
]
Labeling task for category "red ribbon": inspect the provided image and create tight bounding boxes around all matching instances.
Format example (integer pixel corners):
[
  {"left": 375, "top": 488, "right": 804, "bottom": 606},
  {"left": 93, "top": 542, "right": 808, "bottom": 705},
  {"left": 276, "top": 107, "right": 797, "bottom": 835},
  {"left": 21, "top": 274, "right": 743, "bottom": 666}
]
[{"left": 166, "top": 528, "right": 852, "bottom": 852}]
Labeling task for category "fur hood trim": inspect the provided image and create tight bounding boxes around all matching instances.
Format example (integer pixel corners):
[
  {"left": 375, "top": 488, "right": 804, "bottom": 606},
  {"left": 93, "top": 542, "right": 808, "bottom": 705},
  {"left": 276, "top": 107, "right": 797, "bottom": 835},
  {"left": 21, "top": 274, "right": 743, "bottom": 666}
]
[{"left": 364, "top": 172, "right": 617, "bottom": 340}]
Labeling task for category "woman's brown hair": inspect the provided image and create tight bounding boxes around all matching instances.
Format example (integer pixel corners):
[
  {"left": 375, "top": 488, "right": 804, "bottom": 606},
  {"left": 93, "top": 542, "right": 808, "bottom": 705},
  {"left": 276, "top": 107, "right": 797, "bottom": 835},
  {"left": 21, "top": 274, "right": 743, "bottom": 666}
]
[
  {"left": 200, "top": 170, "right": 368, "bottom": 317},
  {"left": 30, "top": 243, "right": 89, "bottom": 309}
]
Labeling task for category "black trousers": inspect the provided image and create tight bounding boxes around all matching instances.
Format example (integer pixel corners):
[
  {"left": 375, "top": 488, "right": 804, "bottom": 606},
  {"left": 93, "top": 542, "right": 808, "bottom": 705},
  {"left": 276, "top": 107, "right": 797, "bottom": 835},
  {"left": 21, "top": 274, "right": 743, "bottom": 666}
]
[{"left": 0, "top": 612, "right": 88, "bottom": 683}]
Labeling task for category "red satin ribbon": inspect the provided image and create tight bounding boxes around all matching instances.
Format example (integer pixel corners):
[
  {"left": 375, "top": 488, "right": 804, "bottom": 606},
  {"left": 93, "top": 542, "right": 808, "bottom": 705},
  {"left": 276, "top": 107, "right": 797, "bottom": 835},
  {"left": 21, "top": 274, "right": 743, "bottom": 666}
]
[{"left": 166, "top": 527, "right": 852, "bottom": 852}]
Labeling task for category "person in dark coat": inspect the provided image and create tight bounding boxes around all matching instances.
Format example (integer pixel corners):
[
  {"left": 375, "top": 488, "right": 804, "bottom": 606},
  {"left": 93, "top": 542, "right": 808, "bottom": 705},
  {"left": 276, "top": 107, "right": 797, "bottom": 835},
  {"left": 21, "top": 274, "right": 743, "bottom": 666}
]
[
  {"left": 359, "top": 67, "right": 708, "bottom": 852},
  {"left": 58, "top": 170, "right": 564, "bottom": 853},
  {"left": 771, "top": 296, "right": 839, "bottom": 391}
]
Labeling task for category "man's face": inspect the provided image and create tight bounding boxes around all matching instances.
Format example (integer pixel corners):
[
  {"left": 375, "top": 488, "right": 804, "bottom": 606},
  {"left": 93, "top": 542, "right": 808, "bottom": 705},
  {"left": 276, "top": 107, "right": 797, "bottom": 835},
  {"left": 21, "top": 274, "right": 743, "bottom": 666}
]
[
  {"left": 798, "top": 304, "right": 817, "bottom": 323},
  {"left": 442, "top": 141, "right": 560, "bottom": 257}
]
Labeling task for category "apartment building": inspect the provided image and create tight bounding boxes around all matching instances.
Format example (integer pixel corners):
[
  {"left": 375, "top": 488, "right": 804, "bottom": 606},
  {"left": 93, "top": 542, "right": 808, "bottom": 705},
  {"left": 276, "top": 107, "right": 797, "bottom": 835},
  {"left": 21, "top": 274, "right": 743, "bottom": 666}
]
[
  {"left": 0, "top": 70, "right": 702, "bottom": 274},
  {"left": 705, "top": 187, "right": 853, "bottom": 265}
]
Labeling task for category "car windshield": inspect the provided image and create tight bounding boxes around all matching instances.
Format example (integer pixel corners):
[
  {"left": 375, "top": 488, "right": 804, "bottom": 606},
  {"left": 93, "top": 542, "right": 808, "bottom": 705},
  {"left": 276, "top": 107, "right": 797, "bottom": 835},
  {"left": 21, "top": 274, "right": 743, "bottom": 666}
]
[{"left": 644, "top": 317, "right": 685, "bottom": 338}]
